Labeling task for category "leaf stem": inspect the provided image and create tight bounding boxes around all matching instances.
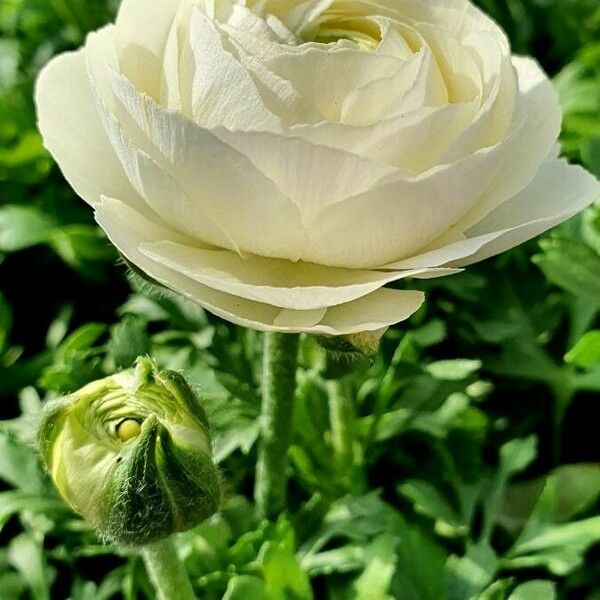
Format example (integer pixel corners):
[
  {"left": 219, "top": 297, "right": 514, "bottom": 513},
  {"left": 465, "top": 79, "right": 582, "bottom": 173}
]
[
  {"left": 142, "top": 538, "right": 196, "bottom": 600},
  {"left": 254, "top": 332, "right": 300, "bottom": 519}
]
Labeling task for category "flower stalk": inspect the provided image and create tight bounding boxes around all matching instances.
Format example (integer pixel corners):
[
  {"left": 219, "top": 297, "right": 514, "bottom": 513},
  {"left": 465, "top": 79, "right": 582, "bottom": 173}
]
[
  {"left": 254, "top": 332, "right": 300, "bottom": 519},
  {"left": 142, "top": 538, "right": 196, "bottom": 600},
  {"left": 326, "top": 379, "right": 355, "bottom": 473}
]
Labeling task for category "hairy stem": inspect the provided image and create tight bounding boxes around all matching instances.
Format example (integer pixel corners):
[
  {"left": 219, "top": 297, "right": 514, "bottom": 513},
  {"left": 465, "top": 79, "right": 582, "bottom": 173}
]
[
  {"left": 254, "top": 332, "right": 300, "bottom": 519},
  {"left": 142, "top": 538, "right": 196, "bottom": 600},
  {"left": 326, "top": 379, "right": 355, "bottom": 472}
]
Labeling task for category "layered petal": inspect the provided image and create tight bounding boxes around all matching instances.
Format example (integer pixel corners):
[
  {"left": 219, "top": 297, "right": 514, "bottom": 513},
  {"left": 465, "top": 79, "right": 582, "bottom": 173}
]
[
  {"left": 386, "top": 160, "right": 600, "bottom": 270},
  {"left": 35, "top": 49, "right": 143, "bottom": 212},
  {"left": 95, "top": 198, "right": 427, "bottom": 333}
]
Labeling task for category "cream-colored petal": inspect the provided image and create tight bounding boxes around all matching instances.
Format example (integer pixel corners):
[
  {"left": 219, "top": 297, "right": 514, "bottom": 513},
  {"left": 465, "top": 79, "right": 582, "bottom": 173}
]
[
  {"left": 386, "top": 160, "right": 600, "bottom": 269},
  {"left": 101, "top": 72, "right": 307, "bottom": 261},
  {"left": 340, "top": 48, "right": 444, "bottom": 126},
  {"left": 301, "top": 143, "right": 508, "bottom": 268},
  {"left": 139, "top": 239, "right": 455, "bottom": 310},
  {"left": 452, "top": 56, "right": 562, "bottom": 231},
  {"left": 291, "top": 103, "right": 475, "bottom": 172},
  {"left": 263, "top": 46, "right": 401, "bottom": 120},
  {"left": 215, "top": 129, "right": 395, "bottom": 222},
  {"left": 186, "top": 9, "right": 280, "bottom": 130},
  {"left": 35, "top": 48, "right": 142, "bottom": 211},
  {"left": 95, "top": 197, "right": 425, "bottom": 333},
  {"left": 114, "top": 0, "right": 181, "bottom": 99},
  {"left": 439, "top": 33, "right": 516, "bottom": 161}
]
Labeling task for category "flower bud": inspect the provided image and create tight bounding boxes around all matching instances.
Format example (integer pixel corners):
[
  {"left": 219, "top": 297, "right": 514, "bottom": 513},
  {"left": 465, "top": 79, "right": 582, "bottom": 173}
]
[
  {"left": 38, "top": 358, "right": 221, "bottom": 546},
  {"left": 317, "top": 328, "right": 388, "bottom": 360}
]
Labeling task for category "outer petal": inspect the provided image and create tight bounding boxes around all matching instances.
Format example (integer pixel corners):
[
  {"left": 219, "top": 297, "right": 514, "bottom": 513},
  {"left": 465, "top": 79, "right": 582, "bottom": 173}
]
[
  {"left": 94, "top": 198, "right": 426, "bottom": 333},
  {"left": 386, "top": 160, "right": 600, "bottom": 269},
  {"left": 35, "top": 49, "right": 142, "bottom": 211},
  {"left": 93, "top": 60, "right": 308, "bottom": 261},
  {"left": 301, "top": 142, "right": 509, "bottom": 268},
  {"left": 139, "top": 239, "right": 456, "bottom": 310},
  {"left": 452, "top": 56, "right": 562, "bottom": 231}
]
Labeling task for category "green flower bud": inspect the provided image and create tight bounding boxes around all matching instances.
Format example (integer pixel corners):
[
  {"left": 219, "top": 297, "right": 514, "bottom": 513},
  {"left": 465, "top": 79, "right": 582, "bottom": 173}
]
[
  {"left": 38, "top": 358, "right": 221, "bottom": 546},
  {"left": 317, "top": 328, "right": 387, "bottom": 360}
]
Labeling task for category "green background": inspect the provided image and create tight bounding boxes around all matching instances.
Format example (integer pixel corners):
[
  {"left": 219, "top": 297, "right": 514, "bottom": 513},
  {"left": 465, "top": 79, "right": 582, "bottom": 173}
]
[{"left": 1, "top": 0, "right": 600, "bottom": 598}]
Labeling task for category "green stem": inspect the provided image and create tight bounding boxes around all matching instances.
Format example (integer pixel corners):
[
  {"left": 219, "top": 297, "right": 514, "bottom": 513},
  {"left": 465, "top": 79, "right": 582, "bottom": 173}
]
[
  {"left": 142, "top": 538, "right": 196, "bottom": 600},
  {"left": 255, "top": 332, "right": 300, "bottom": 520},
  {"left": 326, "top": 379, "right": 354, "bottom": 472}
]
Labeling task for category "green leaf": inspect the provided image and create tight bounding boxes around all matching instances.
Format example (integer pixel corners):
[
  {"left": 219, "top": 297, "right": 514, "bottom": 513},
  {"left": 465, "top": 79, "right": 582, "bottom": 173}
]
[
  {"left": 0, "top": 431, "right": 43, "bottom": 492},
  {"left": 0, "top": 293, "right": 12, "bottom": 353},
  {"left": 223, "top": 576, "right": 266, "bottom": 600},
  {"left": 565, "top": 330, "right": 600, "bottom": 367},
  {"left": 446, "top": 542, "right": 498, "bottom": 600},
  {"left": 500, "top": 464, "right": 600, "bottom": 531},
  {"left": 261, "top": 542, "right": 314, "bottom": 600},
  {"left": 426, "top": 360, "right": 481, "bottom": 381},
  {"left": 398, "top": 480, "right": 464, "bottom": 534},
  {"left": 50, "top": 225, "right": 116, "bottom": 274},
  {"left": 508, "top": 581, "right": 556, "bottom": 600},
  {"left": 534, "top": 236, "right": 600, "bottom": 303},
  {"left": 8, "top": 533, "right": 55, "bottom": 600},
  {"left": 507, "top": 477, "right": 600, "bottom": 575},
  {"left": 0, "top": 491, "right": 67, "bottom": 531},
  {"left": 354, "top": 534, "right": 397, "bottom": 600},
  {"left": 0, "top": 206, "right": 57, "bottom": 252},
  {"left": 57, "top": 323, "right": 107, "bottom": 357},
  {"left": 110, "top": 315, "right": 150, "bottom": 369},
  {"left": 499, "top": 436, "right": 538, "bottom": 477}
]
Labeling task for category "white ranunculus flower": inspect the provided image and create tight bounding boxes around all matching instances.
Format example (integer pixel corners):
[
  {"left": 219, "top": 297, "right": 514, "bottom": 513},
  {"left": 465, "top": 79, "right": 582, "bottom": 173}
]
[{"left": 36, "top": 0, "right": 599, "bottom": 334}]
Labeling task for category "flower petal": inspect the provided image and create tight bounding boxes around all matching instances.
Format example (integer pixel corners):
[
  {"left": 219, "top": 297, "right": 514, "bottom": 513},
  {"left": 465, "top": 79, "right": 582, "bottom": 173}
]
[
  {"left": 95, "top": 197, "right": 425, "bottom": 333},
  {"left": 35, "top": 48, "right": 142, "bottom": 211},
  {"left": 386, "top": 159, "right": 600, "bottom": 269},
  {"left": 139, "top": 239, "right": 455, "bottom": 310}
]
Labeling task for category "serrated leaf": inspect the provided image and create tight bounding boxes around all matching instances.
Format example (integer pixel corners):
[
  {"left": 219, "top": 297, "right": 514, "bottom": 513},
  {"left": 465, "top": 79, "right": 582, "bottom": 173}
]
[
  {"left": 426, "top": 360, "right": 481, "bottom": 381},
  {"left": 508, "top": 581, "right": 556, "bottom": 600},
  {"left": 565, "top": 330, "right": 600, "bottom": 367},
  {"left": 446, "top": 542, "right": 498, "bottom": 600},
  {"left": 223, "top": 576, "right": 266, "bottom": 600},
  {"left": 109, "top": 315, "right": 150, "bottom": 369}
]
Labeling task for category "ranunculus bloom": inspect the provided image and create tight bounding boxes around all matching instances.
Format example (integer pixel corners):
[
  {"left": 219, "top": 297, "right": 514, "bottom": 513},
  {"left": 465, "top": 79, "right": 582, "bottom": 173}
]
[{"left": 36, "top": 0, "right": 599, "bottom": 334}]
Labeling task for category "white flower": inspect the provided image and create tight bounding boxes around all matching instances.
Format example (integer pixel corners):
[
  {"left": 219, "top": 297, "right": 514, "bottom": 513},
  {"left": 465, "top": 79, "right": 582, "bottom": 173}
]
[{"left": 35, "top": 0, "right": 599, "bottom": 334}]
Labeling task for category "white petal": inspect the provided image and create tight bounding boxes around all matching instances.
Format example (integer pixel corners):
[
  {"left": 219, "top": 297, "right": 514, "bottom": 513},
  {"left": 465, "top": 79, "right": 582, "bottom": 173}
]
[
  {"left": 439, "top": 34, "right": 517, "bottom": 161},
  {"left": 291, "top": 103, "right": 475, "bottom": 171},
  {"left": 35, "top": 48, "right": 141, "bottom": 210},
  {"left": 95, "top": 197, "right": 425, "bottom": 333},
  {"left": 301, "top": 144, "right": 508, "bottom": 268},
  {"left": 215, "top": 129, "right": 395, "bottom": 222},
  {"left": 263, "top": 46, "right": 401, "bottom": 121},
  {"left": 386, "top": 160, "right": 600, "bottom": 269},
  {"left": 114, "top": 0, "right": 181, "bottom": 99},
  {"left": 340, "top": 48, "right": 445, "bottom": 126},
  {"left": 100, "top": 73, "right": 307, "bottom": 261},
  {"left": 186, "top": 9, "right": 280, "bottom": 130},
  {"left": 139, "top": 239, "right": 455, "bottom": 310},
  {"left": 452, "top": 56, "right": 562, "bottom": 231}
]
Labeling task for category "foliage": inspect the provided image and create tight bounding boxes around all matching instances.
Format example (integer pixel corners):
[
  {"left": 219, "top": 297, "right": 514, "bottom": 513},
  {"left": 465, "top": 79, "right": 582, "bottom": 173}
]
[{"left": 1, "top": 0, "right": 599, "bottom": 598}]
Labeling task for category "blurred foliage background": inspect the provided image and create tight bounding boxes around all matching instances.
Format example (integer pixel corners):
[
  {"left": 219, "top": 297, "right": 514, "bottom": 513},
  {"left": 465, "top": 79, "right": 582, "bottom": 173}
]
[{"left": 1, "top": 0, "right": 600, "bottom": 599}]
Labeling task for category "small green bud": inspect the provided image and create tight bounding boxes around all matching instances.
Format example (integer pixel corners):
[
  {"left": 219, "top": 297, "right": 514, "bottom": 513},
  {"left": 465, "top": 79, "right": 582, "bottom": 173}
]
[
  {"left": 317, "top": 328, "right": 387, "bottom": 360},
  {"left": 38, "top": 358, "right": 221, "bottom": 546}
]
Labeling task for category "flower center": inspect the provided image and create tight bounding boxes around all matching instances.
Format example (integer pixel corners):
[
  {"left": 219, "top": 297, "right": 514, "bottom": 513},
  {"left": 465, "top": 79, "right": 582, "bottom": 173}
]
[{"left": 302, "top": 14, "right": 382, "bottom": 50}]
